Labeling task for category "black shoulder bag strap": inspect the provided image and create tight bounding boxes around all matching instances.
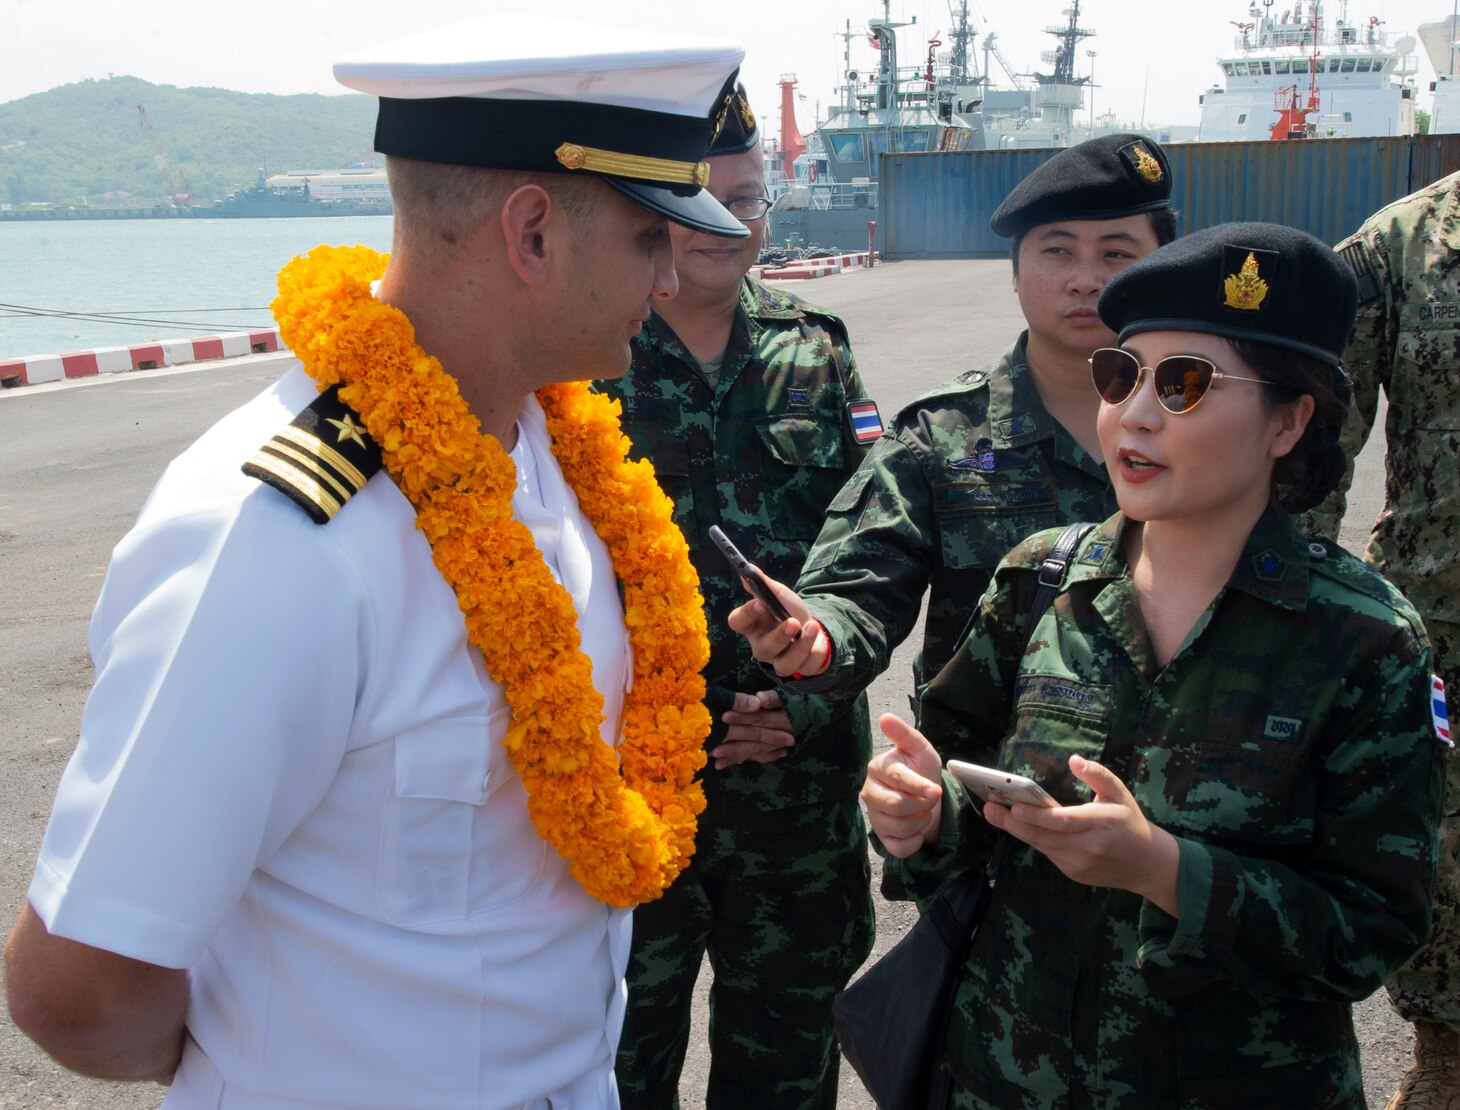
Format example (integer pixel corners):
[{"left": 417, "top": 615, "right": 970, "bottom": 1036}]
[{"left": 1027, "top": 520, "right": 1097, "bottom": 642}]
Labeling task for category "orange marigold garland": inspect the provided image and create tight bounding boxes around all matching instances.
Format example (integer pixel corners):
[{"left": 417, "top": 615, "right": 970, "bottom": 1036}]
[{"left": 272, "top": 244, "right": 708, "bottom": 907}]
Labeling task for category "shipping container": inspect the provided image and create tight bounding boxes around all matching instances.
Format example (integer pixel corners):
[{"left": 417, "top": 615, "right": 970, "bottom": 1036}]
[{"left": 881, "top": 135, "right": 1460, "bottom": 258}]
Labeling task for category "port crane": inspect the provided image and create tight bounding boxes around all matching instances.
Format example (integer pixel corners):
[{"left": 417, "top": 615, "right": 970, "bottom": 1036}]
[{"left": 136, "top": 105, "right": 192, "bottom": 208}]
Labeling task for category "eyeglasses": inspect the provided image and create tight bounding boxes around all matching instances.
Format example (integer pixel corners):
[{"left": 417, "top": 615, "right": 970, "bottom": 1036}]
[
  {"left": 1089, "top": 347, "right": 1270, "bottom": 414},
  {"left": 723, "top": 195, "right": 772, "bottom": 221}
]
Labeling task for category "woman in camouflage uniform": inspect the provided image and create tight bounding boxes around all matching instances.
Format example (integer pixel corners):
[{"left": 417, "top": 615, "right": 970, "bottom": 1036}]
[{"left": 862, "top": 223, "right": 1448, "bottom": 1108}]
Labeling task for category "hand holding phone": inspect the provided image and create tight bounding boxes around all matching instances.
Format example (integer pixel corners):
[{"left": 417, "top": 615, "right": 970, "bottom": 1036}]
[
  {"left": 946, "top": 760, "right": 1059, "bottom": 809},
  {"left": 708, "top": 525, "right": 795, "bottom": 627}
]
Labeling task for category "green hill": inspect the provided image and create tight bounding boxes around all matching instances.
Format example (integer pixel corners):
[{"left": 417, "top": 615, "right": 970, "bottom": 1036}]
[{"left": 0, "top": 76, "right": 378, "bottom": 206}]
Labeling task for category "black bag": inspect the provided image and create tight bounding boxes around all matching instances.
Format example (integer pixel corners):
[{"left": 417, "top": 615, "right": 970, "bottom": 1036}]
[
  {"left": 833, "top": 521, "right": 1094, "bottom": 1109},
  {"left": 833, "top": 852, "right": 995, "bottom": 1109}
]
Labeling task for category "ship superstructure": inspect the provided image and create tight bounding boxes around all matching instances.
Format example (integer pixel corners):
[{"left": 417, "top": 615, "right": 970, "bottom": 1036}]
[
  {"left": 1418, "top": 14, "right": 1460, "bottom": 133},
  {"left": 768, "top": 1, "right": 984, "bottom": 250},
  {"left": 1198, "top": 1, "right": 1417, "bottom": 140}
]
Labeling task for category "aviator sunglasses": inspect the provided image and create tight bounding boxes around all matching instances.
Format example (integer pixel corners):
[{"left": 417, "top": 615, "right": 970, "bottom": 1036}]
[{"left": 1089, "top": 347, "right": 1270, "bottom": 415}]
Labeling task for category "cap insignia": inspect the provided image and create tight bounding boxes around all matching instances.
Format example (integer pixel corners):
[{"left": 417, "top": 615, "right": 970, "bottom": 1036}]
[
  {"left": 708, "top": 94, "right": 734, "bottom": 147},
  {"left": 555, "top": 142, "right": 710, "bottom": 187},
  {"left": 738, "top": 90, "right": 757, "bottom": 131},
  {"left": 1224, "top": 250, "right": 1271, "bottom": 311},
  {"left": 1132, "top": 144, "right": 1163, "bottom": 184}
]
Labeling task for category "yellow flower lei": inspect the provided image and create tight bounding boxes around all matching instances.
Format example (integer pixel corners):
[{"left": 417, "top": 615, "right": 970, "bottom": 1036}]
[{"left": 272, "top": 245, "right": 708, "bottom": 908}]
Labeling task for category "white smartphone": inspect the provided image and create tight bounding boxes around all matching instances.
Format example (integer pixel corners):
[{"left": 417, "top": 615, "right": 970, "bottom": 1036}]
[{"left": 946, "top": 760, "right": 1059, "bottom": 809}]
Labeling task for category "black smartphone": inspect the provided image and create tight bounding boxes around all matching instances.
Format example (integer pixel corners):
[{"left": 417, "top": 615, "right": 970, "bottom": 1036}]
[{"left": 707, "top": 525, "right": 795, "bottom": 625}]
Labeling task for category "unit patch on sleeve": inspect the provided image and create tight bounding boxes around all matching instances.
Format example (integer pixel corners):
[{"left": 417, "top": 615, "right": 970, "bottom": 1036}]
[
  {"left": 846, "top": 399, "right": 885, "bottom": 445},
  {"left": 1338, "top": 240, "right": 1382, "bottom": 306},
  {"left": 243, "top": 384, "right": 383, "bottom": 524},
  {"left": 1434, "top": 675, "right": 1453, "bottom": 747}
]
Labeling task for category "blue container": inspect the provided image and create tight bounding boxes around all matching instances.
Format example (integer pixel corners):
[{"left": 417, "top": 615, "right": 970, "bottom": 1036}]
[{"left": 882, "top": 135, "right": 1460, "bottom": 258}]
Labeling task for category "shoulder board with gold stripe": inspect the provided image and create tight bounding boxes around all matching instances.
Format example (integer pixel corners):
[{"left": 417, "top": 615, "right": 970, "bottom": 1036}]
[{"left": 242, "top": 384, "right": 383, "bottom": 524}]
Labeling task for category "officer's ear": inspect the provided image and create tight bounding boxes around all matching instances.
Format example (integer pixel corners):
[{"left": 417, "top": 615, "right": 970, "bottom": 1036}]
[{"left": 500, "top": 184, "right": 557, "bottom": 287}]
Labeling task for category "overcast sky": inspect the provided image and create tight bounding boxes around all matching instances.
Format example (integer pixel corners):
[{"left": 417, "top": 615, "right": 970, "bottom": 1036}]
[{"left": 7, "top": 0, "right": 1454, "bottom": 135}]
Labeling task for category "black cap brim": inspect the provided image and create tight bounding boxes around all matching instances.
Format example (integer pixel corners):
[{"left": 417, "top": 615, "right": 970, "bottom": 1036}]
[{"left": 605, "top": 178, "right": 748, "bottom": 238}]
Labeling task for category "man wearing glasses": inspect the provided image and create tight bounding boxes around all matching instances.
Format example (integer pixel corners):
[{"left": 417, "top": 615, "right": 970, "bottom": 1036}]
[
  {"left": 595, "top": 86, "right": 879, "bottom": 1109},
  {"left": 732, "top": 134, "right": 1177, "bottom": 726}
]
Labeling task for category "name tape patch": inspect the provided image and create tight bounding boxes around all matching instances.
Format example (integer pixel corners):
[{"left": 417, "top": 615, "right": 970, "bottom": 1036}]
[{"left": 1262, "top": 714, "right": 1304, "bottom": 742}]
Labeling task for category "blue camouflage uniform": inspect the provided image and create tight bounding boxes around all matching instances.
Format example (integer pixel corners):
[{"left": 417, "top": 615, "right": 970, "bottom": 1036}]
[
  {"left": 596, "top": 277, "right": 875, "bottom": 1109},
  {"left": 887, "top": 507, "right": 1445, "bottom": 1108}
]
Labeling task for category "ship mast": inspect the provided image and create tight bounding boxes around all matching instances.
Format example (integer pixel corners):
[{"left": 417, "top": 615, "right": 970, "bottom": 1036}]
[
  {"left": 869, "top": 0, "right": 905, "bottom": 111},
  {"left": 838, "top": 21, "right": 858, "bottom": 113},
  {"left": 1036, "top": 0, "right": 1095, "bottom": 87},
  {"left": 946, "top": 0, "right": 976, "bottom": 84}
]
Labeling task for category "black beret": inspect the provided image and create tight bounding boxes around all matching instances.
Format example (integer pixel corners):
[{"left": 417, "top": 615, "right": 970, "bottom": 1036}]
[
  {"left": 990, "top": 133, "right": 1172, "bottom": 238},
  {"left": 1097, "top": 221, "right": 1359, "bottom": 367},
  {"left": 709, "top": 82, "right": 759, "bottom": 156}
]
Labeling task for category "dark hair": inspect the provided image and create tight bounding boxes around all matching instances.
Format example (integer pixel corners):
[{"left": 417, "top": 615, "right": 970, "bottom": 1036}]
[
  {"left": 1226, "top": 338, "right": 1351, "bottom": 514},
  {"left": 1010, "top": 208, "right": 1180, "bottom": 273}
]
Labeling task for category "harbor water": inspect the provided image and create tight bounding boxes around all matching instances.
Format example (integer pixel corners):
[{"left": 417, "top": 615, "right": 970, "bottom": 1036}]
[{"left": 0, "top": 216, "right": 394, "bottom": 362}]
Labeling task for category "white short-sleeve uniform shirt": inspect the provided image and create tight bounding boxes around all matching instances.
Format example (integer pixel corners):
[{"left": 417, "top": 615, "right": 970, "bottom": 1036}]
[{"left": 28, "top": 365, "right": 633, "bottom": 1109}]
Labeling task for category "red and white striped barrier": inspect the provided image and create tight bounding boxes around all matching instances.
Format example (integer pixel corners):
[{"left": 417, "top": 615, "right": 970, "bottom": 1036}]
[
  {"left": 0, "top": 328, "right": 282, "bottom": 389},
  {"left": 754, "top": 251, "right": 877, "bottom": 281}
]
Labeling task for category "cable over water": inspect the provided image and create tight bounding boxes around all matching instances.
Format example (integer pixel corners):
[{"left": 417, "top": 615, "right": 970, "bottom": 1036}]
[{"left": 0, "top": 301, "right": 272, "bottom": 334}]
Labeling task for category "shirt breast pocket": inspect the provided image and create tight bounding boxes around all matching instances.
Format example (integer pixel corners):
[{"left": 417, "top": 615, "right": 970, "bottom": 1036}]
[
  {"left": 933, "top": 474, "right": 1058, "bottom": 570},
  {"left": 1001, "top": 673, "right": 1113, "bottom": 804},
  {"left": 755, "top": 414, "right": 848, "bottom": 541},
  {"left": 377, "top": 711, "right": 547, "bottom": 926},
  {"left": 1142, "top": 734, "right": 1316, "bottom": 847},
  {"left": 1395, "top": 324, "right": 1460, "bottom": 431},
  {"left": 625, "top": 428, "right": 695, "bottom": 540}
]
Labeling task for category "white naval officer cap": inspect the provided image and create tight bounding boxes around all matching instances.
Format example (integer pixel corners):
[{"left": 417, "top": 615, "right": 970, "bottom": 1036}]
[{"left": 334, "top": 15, "right": 750, "bottom": 238}]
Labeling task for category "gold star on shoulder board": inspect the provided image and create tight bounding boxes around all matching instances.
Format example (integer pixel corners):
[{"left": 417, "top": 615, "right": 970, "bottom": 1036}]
[{"left": 327, "top": 413, "right": 367, "bottom": 449}]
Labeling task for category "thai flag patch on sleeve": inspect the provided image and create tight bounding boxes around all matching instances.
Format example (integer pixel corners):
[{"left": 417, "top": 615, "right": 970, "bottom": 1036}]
[
  {"left": 847, "top": 400, "right": 884, "bottom": 445},
  {"left": 1433, "top": 675, "right": 1452, "bottom": 747}
]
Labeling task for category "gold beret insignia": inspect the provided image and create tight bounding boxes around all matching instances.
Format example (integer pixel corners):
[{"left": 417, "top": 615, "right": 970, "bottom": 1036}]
[
  {"left": 1132, "top": 144, "right": 1163, "bottom": 184},
  {"left": 1224, "top": 250, "right": 1271, "bottom": 311}
]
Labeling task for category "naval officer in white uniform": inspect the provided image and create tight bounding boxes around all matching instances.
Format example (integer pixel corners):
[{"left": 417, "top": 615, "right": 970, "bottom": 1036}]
[{"left": 4, "top": 17, "right": 749, "bottom": 1109}]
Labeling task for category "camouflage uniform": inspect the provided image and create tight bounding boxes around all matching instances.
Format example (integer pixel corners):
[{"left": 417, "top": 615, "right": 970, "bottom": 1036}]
[
  {"left": 1305, "top": 171, "right": 1460, "bottom": 1030},
  {"left": 793, "top": 334, "right": 1118, "bottom": 715},
  {"left": 596, "top": 278, "right": 876, "bottom": 1109},
  {"left": 888, "top": 507, "right": 1445, "bottom": 1108}
]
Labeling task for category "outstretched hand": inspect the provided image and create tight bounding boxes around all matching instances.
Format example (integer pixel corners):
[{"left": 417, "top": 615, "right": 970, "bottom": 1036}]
[
  {"left": 981, "top": 754, "right": 1180, "bottom": 915},
  {"left": 726, "top": 570, "right": 833, "bottom": 679},
  {"left": 860, "top": 713, "right": 944, "bottom": 859}
]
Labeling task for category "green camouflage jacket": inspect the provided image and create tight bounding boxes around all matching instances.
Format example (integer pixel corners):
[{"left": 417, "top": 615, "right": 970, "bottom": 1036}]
[
  {"left": 888, "top": 504, "right": 1443, "bottom": 1107},
  {"left": 1305, "top": 171, "right": 1460, "bottom": 623},
  {"left": 596, "top": 278, "right": 873, "bottom": 811},
  {"left": 792, "top": 334, "right": 1117, "bottom": 713}
]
